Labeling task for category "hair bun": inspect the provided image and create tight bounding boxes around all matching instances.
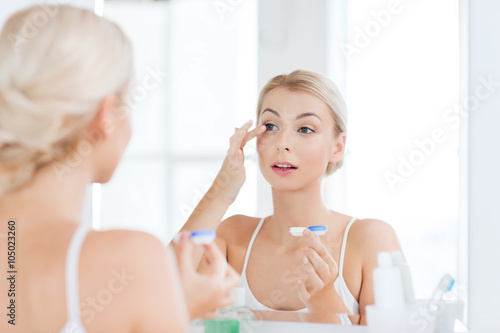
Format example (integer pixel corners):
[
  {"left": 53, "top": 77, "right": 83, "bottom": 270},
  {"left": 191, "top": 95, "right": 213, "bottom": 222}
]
[
  {"left": 0, "top": 84, "right": 70, "bottom": 194},
  {"left": 0, "top": 5, "right": 133, "bottom": 194}
]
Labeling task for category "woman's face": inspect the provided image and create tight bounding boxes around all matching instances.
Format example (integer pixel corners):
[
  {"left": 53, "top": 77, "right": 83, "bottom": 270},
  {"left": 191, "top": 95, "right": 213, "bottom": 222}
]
[{"left": 257, "top": 87, "right": 343, "bottom": 191}]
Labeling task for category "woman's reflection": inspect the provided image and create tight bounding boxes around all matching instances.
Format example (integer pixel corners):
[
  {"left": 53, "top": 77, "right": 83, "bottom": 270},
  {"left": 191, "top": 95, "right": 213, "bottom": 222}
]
[{"left": 179, "top": 69, "right": 405, "bottom": 325}]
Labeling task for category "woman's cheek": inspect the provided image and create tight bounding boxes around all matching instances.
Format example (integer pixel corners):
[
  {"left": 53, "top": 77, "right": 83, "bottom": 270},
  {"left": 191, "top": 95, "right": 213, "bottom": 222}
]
[
  {"left": 256, "top": 135, "right": 272, "bottom": 156},
  {"left": 298, "top": 141, "right": 330, "bottom": 168}
]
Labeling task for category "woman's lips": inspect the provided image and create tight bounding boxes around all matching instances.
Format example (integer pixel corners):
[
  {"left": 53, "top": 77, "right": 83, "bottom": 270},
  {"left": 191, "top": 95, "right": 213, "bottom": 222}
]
[{"left": 271, "top": 162, "right": 298, "bottom": 176}]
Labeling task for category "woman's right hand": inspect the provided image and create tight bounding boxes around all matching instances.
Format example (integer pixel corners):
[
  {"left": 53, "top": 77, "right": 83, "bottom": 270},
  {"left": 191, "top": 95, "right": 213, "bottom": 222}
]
[
  {"left": 176, "top": 120, "right": 265, "bottom": 267},
  {"left": 210, "top": 120, "right": 266, "bottom": 205},
  {"left": 175, "top": 233, "right": 240, "bottom": 320}
]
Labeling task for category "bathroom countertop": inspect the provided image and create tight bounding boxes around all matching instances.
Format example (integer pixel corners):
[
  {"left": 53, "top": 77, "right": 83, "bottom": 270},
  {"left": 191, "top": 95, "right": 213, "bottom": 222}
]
[
  {"left": 189, "top": 310, "right": 462, "bottom": 332},
  {"left": 190, "top": 320, "right": 369, "bottom": 333},
  {"left": 190, "top": 310, "right": 368, "bottom": 333}
]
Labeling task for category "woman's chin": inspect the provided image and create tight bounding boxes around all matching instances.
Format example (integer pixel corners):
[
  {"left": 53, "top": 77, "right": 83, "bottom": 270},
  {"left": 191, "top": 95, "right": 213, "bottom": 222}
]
[
  {"left": 268, "top": 180, "right": 309, "bottom": 193},
  {"left": 266, "top": 176, "right": 323, "bottom": 193},
  {"left": 93, "top": 170, "right": 116, "bottom": 184}
]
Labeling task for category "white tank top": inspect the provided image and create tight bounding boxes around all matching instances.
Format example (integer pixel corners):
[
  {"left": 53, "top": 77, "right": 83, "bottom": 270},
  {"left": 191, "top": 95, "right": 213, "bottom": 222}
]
[
  {"left": 59, "top": 224, "right": 90, "bottom": 333},
  {"left": 237, "top": 217, "right": 360, "bottom": 325}
]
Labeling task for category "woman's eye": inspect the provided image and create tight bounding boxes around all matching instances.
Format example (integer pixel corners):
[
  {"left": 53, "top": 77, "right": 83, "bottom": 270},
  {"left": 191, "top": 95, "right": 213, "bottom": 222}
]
[
  {"left": 298, "top": 127, "right": 315, "bottom": 134},
  {"left": 265, "top": 123, "right": 278, "bottom": 131}
]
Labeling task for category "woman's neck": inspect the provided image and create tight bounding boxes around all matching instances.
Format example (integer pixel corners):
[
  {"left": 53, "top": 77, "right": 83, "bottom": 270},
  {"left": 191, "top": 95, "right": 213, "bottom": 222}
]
[
  {"left": 267, "top": 179, "right": 334, "bottom": 246},
  {"left": 0, "top": 161, "right": 91, "bottom": 232}
]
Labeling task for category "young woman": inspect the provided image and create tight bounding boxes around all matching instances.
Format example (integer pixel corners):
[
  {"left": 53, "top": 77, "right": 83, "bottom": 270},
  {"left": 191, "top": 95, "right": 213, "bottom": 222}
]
[
  {"left": 0, "top": 5, "right": 237, "bottom": 333},
  {"left": 181, "top": 70, "right": 404, "bottom": 325}
]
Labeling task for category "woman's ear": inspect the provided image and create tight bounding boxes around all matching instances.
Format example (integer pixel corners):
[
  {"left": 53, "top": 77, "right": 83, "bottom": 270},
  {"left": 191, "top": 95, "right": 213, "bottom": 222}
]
[
  {"left": 329, "top": 132, "right": 347, "bottom": 164},
  {"left": 86, "top": 95, "right": 117, "bottom": 141}
]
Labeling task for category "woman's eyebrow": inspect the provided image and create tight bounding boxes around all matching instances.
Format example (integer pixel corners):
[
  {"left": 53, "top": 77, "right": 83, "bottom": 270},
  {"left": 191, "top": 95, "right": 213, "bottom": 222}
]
[
  {"left": 262, "top": 108, "right": 280, "bottom": 117},
  {"left": 296, "top": 112, "right": 321, "bottom": 120},
  {"left": 262, "top": 108, "right": 321, "bottom": 121}
]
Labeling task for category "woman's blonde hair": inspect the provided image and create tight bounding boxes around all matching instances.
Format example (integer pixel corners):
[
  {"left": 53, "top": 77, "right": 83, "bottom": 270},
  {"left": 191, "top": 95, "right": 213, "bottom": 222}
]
[
  {"left": 256, "top": 70, "right": 347, "bottom": 175},
  {"left": 0, "top": 5, "right": 133, "bottom": 193}
]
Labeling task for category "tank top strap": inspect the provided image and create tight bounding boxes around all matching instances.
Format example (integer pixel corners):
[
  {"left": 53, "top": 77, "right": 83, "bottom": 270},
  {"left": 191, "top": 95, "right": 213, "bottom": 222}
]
[
  {"left": 338, "top": 217, "right": 357, "bottom": 277},
  {"left": 64, "top": 224, "right": 90, "bottom": 324},
  {"left": 241, "top": 217, "right": 265, "bottom": 274}
]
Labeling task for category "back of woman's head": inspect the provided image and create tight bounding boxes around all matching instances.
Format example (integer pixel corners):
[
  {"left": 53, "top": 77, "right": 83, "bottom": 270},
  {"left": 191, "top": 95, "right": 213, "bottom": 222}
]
[
  {"left": 0, "top": 5, "right": 133, "bottom": 194},
  {"left": 256, "top": 70, "right": 348, "bottom": 175}
]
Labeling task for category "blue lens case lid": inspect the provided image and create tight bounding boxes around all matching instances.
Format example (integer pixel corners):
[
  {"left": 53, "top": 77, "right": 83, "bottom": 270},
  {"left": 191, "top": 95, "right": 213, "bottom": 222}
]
[{"left": 308, "top": 225, "right": 328, "bottom": 232}]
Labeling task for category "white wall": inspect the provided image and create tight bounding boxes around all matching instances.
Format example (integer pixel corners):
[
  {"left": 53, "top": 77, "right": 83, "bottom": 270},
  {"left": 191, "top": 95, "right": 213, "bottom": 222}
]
[
  {"left": 467, "top": 0, "right": 500, "bottom": 331},
  {"left": 100, "top": 0, "right": 258, "bottom": 241}
]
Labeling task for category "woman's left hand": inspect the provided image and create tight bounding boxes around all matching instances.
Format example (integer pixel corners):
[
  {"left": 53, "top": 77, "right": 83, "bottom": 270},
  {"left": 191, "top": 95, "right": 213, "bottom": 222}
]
[
  {"left": 295, "top": 229, "right": 343, "bottom": 315},
  {"left": 175, "top": 232, "right": 240, "bottom": 319}
]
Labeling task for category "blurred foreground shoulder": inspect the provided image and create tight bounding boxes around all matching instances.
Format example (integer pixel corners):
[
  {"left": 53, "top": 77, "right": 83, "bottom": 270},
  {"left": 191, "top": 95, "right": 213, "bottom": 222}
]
[
  {"left": 89, "top": 229, "right": 167, "bottom": 263},
  {"left": 87, "top": 229, "right": 189, "bottom": 331}
]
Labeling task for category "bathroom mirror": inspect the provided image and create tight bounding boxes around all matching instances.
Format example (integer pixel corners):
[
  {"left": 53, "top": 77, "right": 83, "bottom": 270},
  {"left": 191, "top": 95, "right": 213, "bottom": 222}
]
[{"left": 98, "top": 0, "right": 465, "bottom": 324}]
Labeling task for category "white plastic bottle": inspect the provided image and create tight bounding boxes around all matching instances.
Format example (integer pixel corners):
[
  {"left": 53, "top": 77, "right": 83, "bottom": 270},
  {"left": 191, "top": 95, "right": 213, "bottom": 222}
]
[
  {"left": 373, "top": 252, "right": 405, "bottom": 308},
  {"left": 391, "top": 251, "right": 416, "bottom": 305},
  {"left": 366, "top": 252, "right": 406, "bottom": 332}
]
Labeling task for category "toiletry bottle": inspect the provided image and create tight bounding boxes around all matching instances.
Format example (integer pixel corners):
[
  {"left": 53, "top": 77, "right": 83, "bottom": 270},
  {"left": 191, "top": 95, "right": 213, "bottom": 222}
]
[
  {"left": 391, "top": 251, "right": 416, "bottom": 305},
  {"left": 204, "top": 288, "right": 256, "bottom": 333},
  {"left": 366, "top": 252, "right": 406, "bottom": 332},
  {"left": 218, "top": 288, "right": 256, "bottom": 320},
  {"left": 373, "top": 252, "right": 405, "bottom": 308},
  {"left": 219, "top": 287, "right": 257, "bottom": 333},
  {"left": 204, "top": 316, "right": 239, "bottom": 333}
]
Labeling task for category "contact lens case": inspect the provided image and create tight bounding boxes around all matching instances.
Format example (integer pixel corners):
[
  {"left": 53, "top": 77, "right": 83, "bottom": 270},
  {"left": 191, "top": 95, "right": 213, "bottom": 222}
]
[
  {"left": 173, "top": 230, "right": 216, "bottom": 244},
  {"left": 190, "top": 230, "right": 216, "bottom": 244},
  {"left": 289, "top": 225, "right": 328, "bottom": 237}
]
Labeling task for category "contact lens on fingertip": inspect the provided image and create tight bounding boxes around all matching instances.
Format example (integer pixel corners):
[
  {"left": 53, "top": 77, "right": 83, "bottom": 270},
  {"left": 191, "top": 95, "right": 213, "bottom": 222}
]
[{"left": 289, "top": 225, "right": 328, "bottom": 237}]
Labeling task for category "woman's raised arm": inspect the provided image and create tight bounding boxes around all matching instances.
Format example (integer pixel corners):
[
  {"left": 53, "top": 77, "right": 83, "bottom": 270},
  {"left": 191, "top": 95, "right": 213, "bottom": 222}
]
[{"left": 172, "top": 120, "right": 266, "bottom": 265}]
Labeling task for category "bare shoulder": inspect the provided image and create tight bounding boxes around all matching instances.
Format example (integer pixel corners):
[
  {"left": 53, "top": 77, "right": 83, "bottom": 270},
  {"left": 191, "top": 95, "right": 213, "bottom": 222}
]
[
  {"left": 82, "top": 229, "right": 170, "bottom": 286},
  {"left": 217, "top": 214, "right": 262, "bottom": 243},
  {"left": 216, "top": 215, "right": 262, "bottom": 270},
  {"left": 86, "top": 229, "right": 166, "bottom": 262},
  {"left": 82, "top": 229, "right": 187, "bottom": 330},
  {"left": 349, "top": 218, "right": 398, "bottom": 240},
  {"left": 348, "top": 218, "right": 402, "bottom": 257},
  {"left": 348, "top": 218, "right": 404, "bottom": 321}
]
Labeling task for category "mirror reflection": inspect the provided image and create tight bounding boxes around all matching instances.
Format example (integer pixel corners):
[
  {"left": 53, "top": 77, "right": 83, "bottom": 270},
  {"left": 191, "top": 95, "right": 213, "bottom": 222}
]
[{"left": 100, "top": 0, "right": 463, "bottom": 328}]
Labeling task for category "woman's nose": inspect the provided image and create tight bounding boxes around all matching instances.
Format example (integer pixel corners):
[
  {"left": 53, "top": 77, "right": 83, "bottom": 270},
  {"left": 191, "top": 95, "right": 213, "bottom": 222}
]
[{"left": 276, "top": 132, "right": 291, "bottom": 152}]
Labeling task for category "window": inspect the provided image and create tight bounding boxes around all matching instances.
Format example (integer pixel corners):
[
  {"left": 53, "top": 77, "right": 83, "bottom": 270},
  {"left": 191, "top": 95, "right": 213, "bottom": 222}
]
[{"left": 99, "top": 0, "right": 258, "bottom": 243}]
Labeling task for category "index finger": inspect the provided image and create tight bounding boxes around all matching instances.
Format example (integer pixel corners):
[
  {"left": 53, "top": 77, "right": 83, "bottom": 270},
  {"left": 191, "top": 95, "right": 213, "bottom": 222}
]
[
  {"left": 241, "top": 124, "right": 266, "bottom": 148},
  {"left": 229, "top": 120, "right": 255, "bottom": 150},
  {"left": 303, "top": 229, "right": 335, "bottom": 266},
  {"left": 202, "top": 242, "right": 228, "bottom": 279}
]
